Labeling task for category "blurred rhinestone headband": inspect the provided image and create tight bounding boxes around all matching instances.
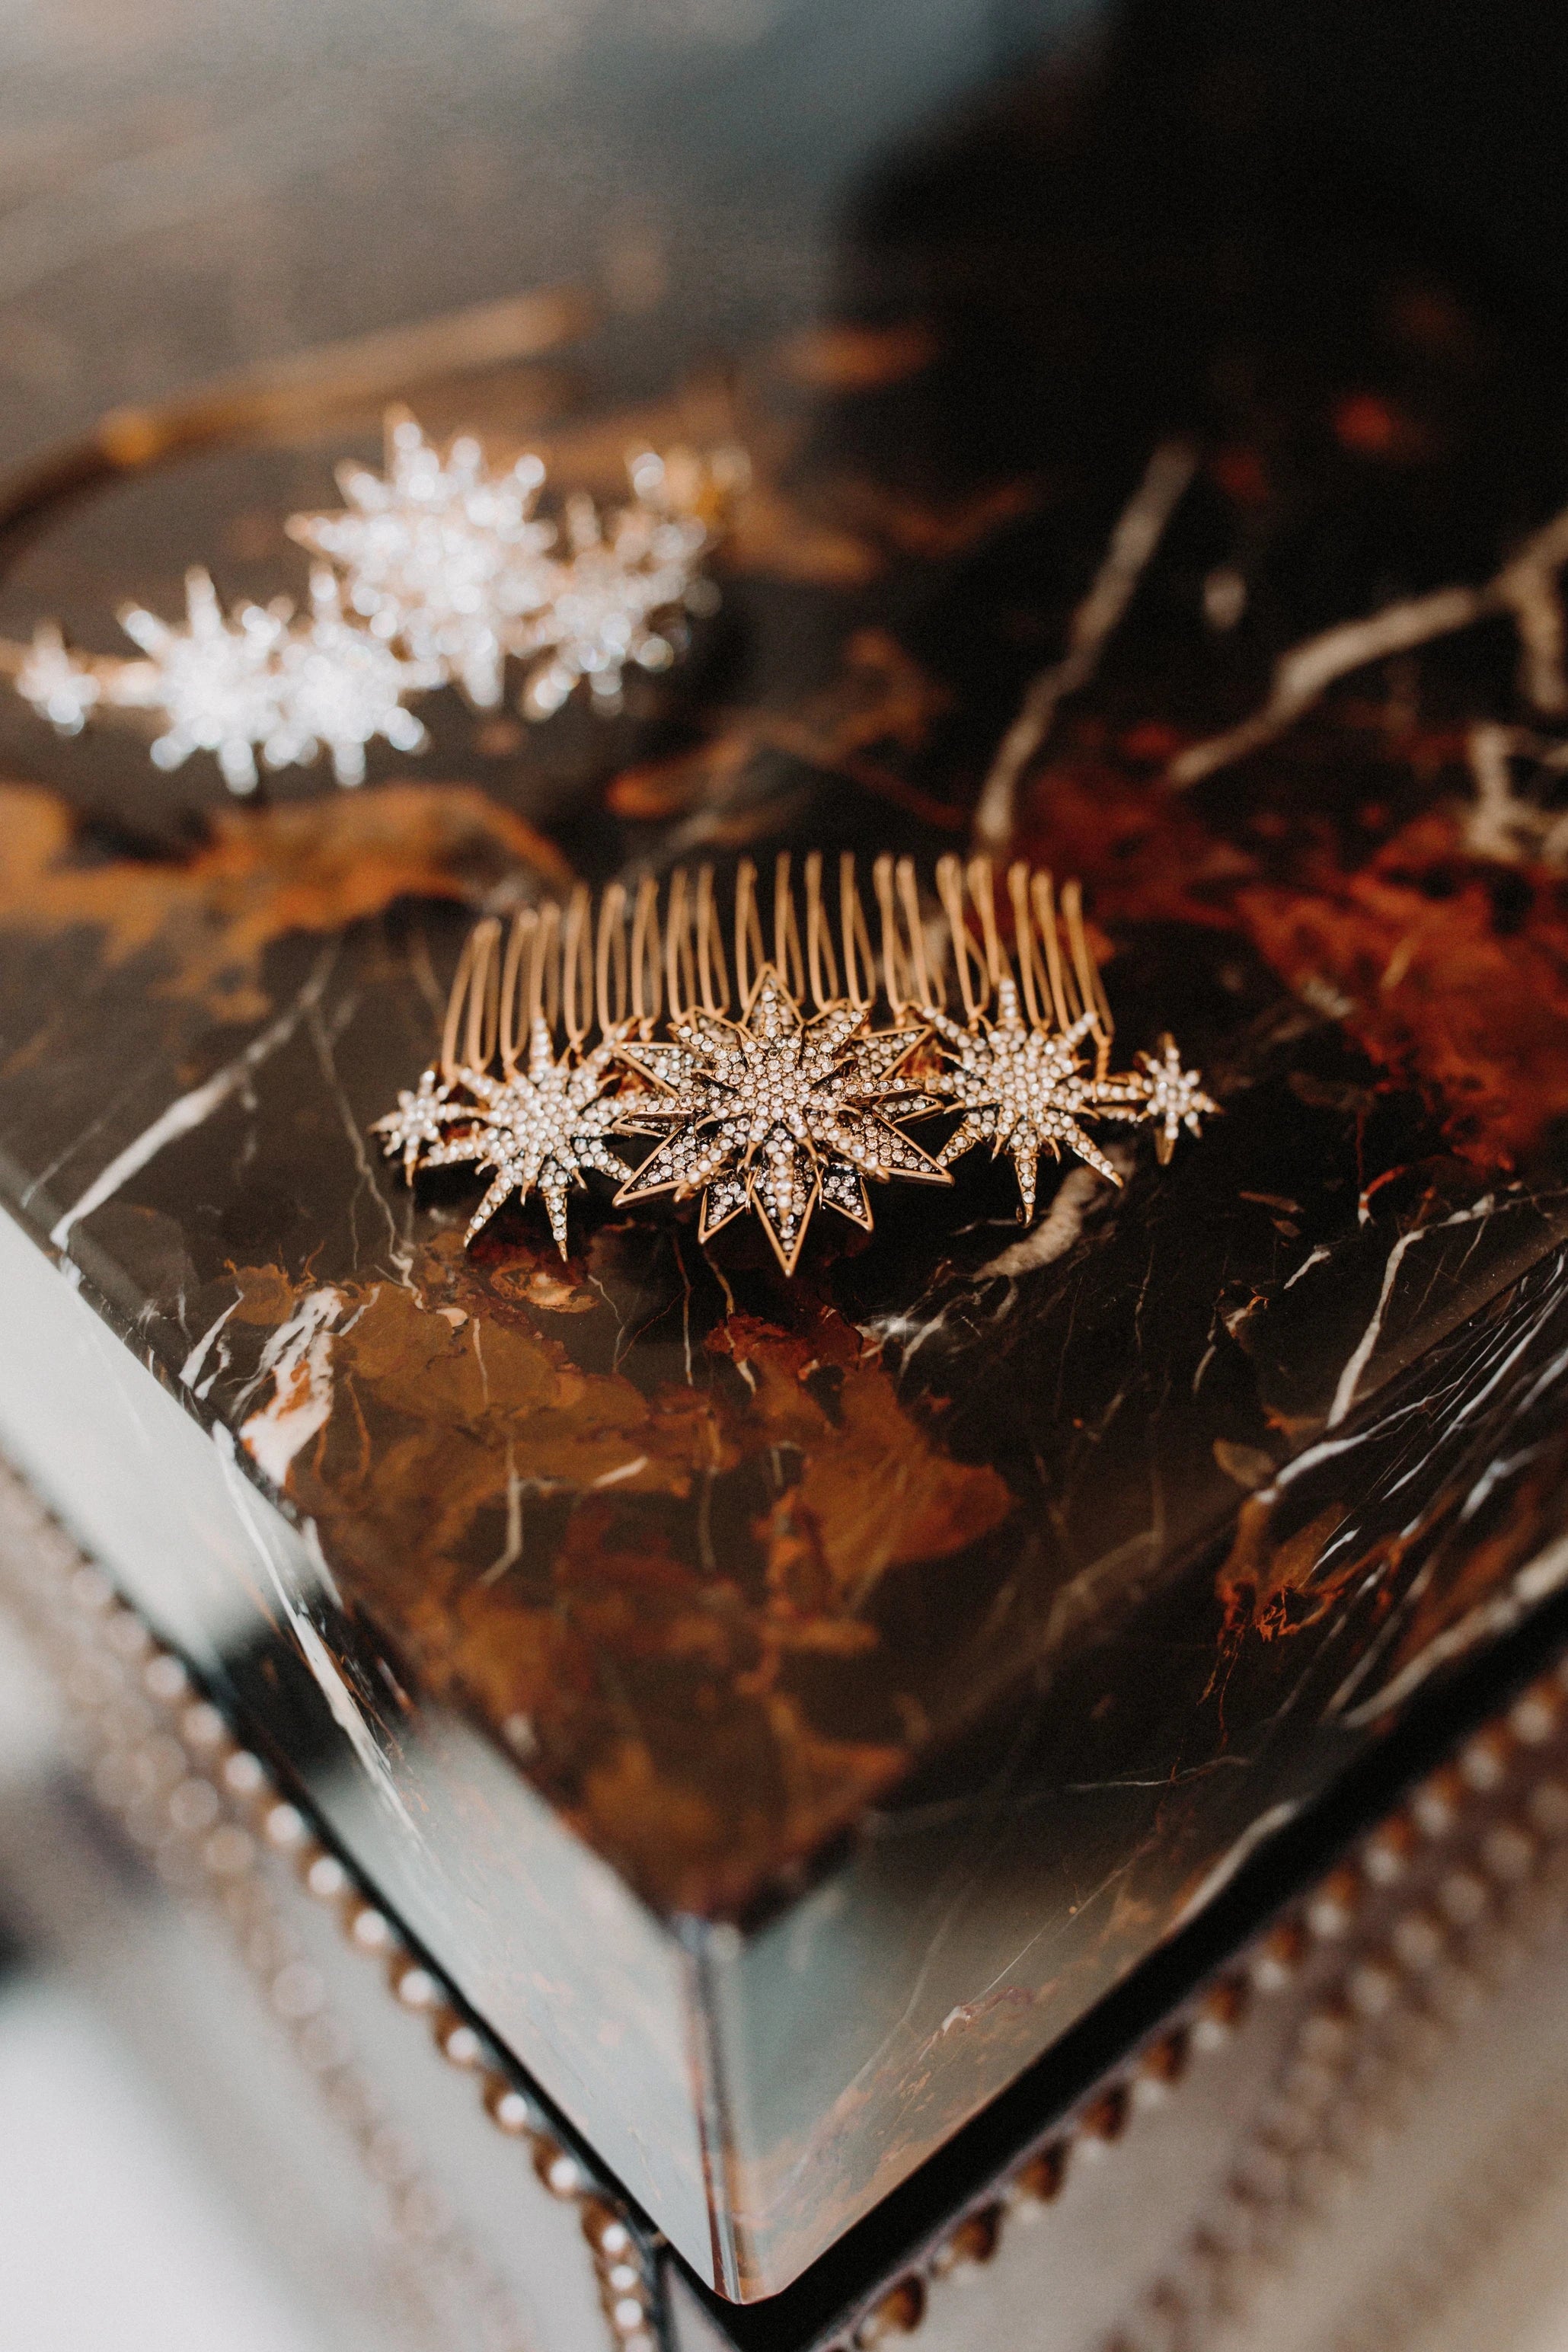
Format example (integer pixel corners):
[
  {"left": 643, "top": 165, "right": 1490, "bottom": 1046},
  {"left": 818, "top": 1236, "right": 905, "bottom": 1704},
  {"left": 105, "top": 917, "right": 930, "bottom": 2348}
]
[
  {"left": 374, "top": 853, "right": 1217, "bottom": 1273},
  {"left": 1, "top": 406, "right": 746, "bottom": 792}
]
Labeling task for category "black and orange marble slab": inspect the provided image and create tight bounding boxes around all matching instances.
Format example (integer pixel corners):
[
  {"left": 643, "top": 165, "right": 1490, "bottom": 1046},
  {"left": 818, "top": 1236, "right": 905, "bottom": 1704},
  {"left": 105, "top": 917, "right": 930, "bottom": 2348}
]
[{"left": 6, "top": 6, "right": 1568, "bottom": 2302}]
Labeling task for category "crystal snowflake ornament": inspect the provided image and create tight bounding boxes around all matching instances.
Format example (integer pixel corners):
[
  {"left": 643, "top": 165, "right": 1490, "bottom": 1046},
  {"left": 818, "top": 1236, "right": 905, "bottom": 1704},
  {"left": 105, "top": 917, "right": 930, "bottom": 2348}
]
[
  {"left": 1098, "top": 1033, "right": 1218, "bottom": 1165},
  {"left": 113, "top": 568, "right": 292, "bottom": 794},
  {"left": 615, "top": 967, "right": 949, "bottom": 1276},
  {"left": 369, "top": 1067, "right": 471, "bottom": 1184},
  {"left": 518, "top": 462, "right": 713, "bottom": 720},
  {"left": 267, "top": 569, "right": 442, "bottom": 787},
  {"left": 19, "top": 568, "right": 442, "bottom": 794},
  {"left": 922, "top": 983, "right": 1120, "bottom": 1220},
  {"left": 288, "top": 409, "right": 557, "bottom": 710},
  {"left": 422, "top": 1025, "right": 633, "bottom": 1257}
]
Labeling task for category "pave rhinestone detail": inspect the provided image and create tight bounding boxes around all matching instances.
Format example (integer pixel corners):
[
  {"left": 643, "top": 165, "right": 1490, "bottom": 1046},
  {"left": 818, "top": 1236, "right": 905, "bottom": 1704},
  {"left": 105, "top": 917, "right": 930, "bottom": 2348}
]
[{"left": 614, "top": 968, "right": 948, "bottom": 1276}]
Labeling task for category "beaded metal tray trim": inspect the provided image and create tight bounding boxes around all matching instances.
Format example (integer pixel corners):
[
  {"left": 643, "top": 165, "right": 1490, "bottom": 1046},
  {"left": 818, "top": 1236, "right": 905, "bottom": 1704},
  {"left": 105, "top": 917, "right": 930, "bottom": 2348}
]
[{"left": 5, "top": 1452, "right": 1568, "bottom": 2352}]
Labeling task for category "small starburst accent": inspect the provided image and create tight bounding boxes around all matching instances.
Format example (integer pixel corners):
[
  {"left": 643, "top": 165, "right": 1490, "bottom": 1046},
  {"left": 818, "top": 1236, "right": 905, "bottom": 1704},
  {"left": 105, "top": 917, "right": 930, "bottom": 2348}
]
[
  {"left": 420, "top": 1024, "right": 631, "bottom": 1257},
  {"left": 614, "top": 967, "right": 949, "bottom": 1276},
  {"left": 1102, "top": 1032, "right": 1218, "bottom": 1165},
  {"left": 923, "top": 982, "right": 1120, "bottom": 1220},
  {"left": 288, "top": 410, "right": 557, "bottom": 709},
  {"left": 369, "top": 1067, "right": 468, "bottom": 1183}
]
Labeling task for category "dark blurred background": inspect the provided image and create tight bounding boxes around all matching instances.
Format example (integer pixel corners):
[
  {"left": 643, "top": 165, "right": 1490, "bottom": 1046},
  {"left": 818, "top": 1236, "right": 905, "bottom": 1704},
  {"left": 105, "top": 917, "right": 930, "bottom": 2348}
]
[{"left": 2, "top": 0, "right": 1566, "bottom": 468}]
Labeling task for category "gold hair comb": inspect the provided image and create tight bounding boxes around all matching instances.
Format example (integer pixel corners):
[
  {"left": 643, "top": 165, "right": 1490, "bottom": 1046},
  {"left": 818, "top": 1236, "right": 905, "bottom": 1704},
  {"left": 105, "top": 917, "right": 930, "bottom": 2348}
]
[{"left": 372, "top": 854, "right": 1216, "bottom": 1273}]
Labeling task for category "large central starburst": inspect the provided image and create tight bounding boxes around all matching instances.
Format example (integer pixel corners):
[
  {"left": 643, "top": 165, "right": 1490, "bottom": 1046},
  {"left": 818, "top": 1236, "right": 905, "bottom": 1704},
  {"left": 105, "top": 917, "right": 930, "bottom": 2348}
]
[
  {"left": 614, "top": 967, "right": 949, "bottom": 1274},
  {"left": 417, "top": 1023, "right": 631, "bottom": 1257},
  {"left": 925, "top": 982, "right": 1120, "bottom": 1219}
]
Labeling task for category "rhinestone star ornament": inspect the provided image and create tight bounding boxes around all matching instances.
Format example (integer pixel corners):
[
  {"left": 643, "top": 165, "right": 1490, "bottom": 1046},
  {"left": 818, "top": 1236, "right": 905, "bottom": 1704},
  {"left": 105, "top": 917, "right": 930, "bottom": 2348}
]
[
  {"left": 924, "top": 983, "right": 1120, "bottom": 1218},
  {"left": 423, "top": 1027, "right": 633, "bottom": 1257},
  {"left": 14, "top": 622, "right": 102, "bottom": 734},
  {"left": 371, "top": 860, "right": 1219, "bottom": 1273},
  {"left": 1102, "top": 1033, "right": 1219, "bottom": 1165},
  {"left": 519, "top": 467, "right": 714, "bottom": 720},
  {"left": 266, "top": 570, "right": 442, "bottom": 785},
  {"left": 6, "top": 408, "right": 739, "bottom": 792},
  {"left": 288, "top": 409, "right": 558, "bottom": 710},
  {"left": 615, "top": 967, "right": 949, "bottom": 1276},
  {"left": 370, "top": 1067, "right": 468, "bottom": 1184}
]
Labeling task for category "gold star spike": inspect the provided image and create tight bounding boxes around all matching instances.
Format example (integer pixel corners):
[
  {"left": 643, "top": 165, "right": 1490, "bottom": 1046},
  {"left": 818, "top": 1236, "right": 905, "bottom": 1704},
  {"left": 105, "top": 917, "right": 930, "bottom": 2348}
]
[
  {"left": 1101, "top": 1032, "right": 1219, "bottom": 1165},
  {"left": 925, "top": 981, "right": 1121, "bottom": 1221},
  {"left": 613, "top": 966, "right": 950, "bottom": 1276},
  {"left": 423, "top": 1021, "right": 629, "bottom": 1257},
  {"left": 369, "top": 1066, "right": 469, "bottom": 1183}
]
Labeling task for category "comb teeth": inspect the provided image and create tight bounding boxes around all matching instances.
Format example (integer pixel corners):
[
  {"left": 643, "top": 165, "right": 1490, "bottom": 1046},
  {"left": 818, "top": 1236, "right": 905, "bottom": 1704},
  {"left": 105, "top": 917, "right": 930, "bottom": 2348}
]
[{"left": 439, "top": 854, "right": 1116, "bottom": 1081}]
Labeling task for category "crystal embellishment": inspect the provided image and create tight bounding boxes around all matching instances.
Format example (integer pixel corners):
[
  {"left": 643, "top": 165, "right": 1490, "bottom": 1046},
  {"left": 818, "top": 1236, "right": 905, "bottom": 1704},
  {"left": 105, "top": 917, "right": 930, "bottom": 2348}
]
[
  {"left": 115, "top": 570, "right": 294, "bottom": 794},
  {"left": 518, "top": 462, "right": 714, "bottom": 719},
  {"left": 924, "top": 982, "right": 1121, "bottom": 1219},
  {"left": 368, "top": 860, "right": 1220, "bottom": 1273},
  {"left": 266, "top": 570, "right": 441, "bottom": 786},
  {"left": 369, "top": 1067, "right": 468, "bottom": 1184},
  {"left": 16, "top": 567, "right": 441, "bottom": 793},
  {"left": 1098, "top": 1033, "right": 1220, "bottom": 1165},
  {"left": 14, "top": 622, "right": 102, "bottom": 735},
  {"left": 8, "top": 409, "right": 739, "bottom": 793},
  {"left": 287, "top": 409, "right": 557, "bottom": 711},
  {"left": 614, "top": 967, "right": 949, "bottom": 1276},
  {"left": 419, "top": 1025, "right": 633, "bottom": 1257}
]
